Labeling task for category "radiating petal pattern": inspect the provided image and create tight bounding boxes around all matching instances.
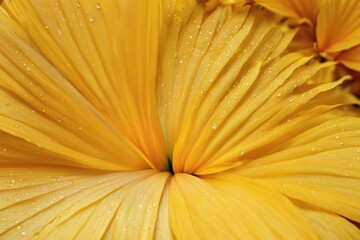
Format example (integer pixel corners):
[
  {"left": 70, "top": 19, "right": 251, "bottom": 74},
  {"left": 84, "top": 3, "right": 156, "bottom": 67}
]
[
  {"left": 0, "top": 11, "right": 151, "bottom": 170},
  {"left": 0, "top": 0, "right": 359, "bottom": 239},
  {"left": 157, "top": 4, "right": 359, "bottom": 175},
  {"left": 0, "top": 167, "right": 169, "bottom": 239},
  {"left": 233, "top": 111, "right": 360, "bottom": 222},
  {"left": 2, "top": 0, "right": 167, "bottom": 169}
]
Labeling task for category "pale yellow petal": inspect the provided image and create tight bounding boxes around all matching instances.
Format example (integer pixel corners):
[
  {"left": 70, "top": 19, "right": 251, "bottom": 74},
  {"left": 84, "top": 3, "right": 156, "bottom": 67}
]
[
  {"left": 0, "top": 168, "right": 169, "bottom": 239},
  {"left": 3, "top": 0, "right": 167, "bottom": 169},
  {"left": 169, "top": 173, "right": 317, "bottom": 239},
  {"left": 316, "top": 0, "right": 360, "bottom": 52}
]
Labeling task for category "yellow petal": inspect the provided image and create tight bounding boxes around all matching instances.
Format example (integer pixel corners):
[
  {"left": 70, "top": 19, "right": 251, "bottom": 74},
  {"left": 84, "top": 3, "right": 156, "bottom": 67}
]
[
  {"left": 159, "top": 6, "right": 318, "bottom": 174},
  {"left": 2, "top": 0, "right": 167, "bottom": 169},
  {"left": 298, "top": 207, "right": 360, "bottom": 239},
  {"left": 0, "top": 167, "right": 170, "bottom": 239},
  {"left": 256, "top": 0, "right": 323, "bottom": 26},
  {"left": 337, "top": 45, "right": 360, "bottom": 72},
  {"left": 256, "top": 175, "right": 360, "bottom": 223},
  {"left": 169, "top": 173, "right": 318, "bottom": 239},
  {"left": 0, "top": 12, "right": 150, "bottom": 170},
  {"left": 316, "top": 0, "right": 360, "bottom": 52},
  {"left": 287, "top": 26, "right": 316, "bottom": 56},
  {"left": 235, "top": 114, "right": 360, "bottom": 222}
]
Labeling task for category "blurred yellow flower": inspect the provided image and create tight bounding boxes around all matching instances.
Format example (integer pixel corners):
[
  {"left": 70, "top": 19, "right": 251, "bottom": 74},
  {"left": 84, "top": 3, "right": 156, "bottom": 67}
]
[{"left": 0, "top": 0, "right": 359, "bottom": 239}]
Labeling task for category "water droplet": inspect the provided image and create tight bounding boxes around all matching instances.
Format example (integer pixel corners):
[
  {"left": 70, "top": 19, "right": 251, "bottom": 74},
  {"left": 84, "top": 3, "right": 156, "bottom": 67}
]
[
  {"left": 56, "top": 29, "right": 63, "bottom": 36},
  {"left": 311, "top": 147, "right": 320, "bottom": 152},
  {"left": 211, "top": 122, "right": 217, "bottom": 130},
  {"left": 21, "top": 231, "right": 27, "bottom": 236},
  {"left": 96, "top": 3, "right": 101, "bottom": 9},
  {"left": 88, "top": 16, "right": 95, "bottom": 22},
  {"left": 276, "top": 93, "right": 282, "bottom": 97}
]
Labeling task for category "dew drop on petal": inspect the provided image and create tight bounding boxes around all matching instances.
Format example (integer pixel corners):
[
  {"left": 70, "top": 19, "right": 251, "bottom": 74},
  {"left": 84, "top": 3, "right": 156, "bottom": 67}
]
[{"left": 89, "top": 16, "right": 95, "bottom": 22}]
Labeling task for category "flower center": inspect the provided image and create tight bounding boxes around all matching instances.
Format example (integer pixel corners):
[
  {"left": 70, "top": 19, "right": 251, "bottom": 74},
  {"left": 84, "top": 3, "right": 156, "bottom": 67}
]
[{"left": 165, "top": 157, "right": 174, "bottom": 175}]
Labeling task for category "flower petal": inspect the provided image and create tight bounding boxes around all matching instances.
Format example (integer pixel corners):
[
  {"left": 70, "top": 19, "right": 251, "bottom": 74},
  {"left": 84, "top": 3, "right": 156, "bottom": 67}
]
[
  {"left": 169, "top": 173, "right": 317, "bottom": 239},
  {"left": 158, "top": 6, "right": 310, "bottom": 174},
  {"left": 2, "top": 0, "right": 167, "bottom": 168},
  {"left": 337, "top": 45, "right": 360, "bottom": 72},
  {"left": 235, "top": 112, "right": 360, "bottom": 223},
  {"left": 160, "top": 3, "right": 360, "bottom": 175},
  {"left": 0, "top": 11, "right": 150, "bottom": 170},
  {"left": 0, "top": 167, "right": 170, "bottom": 239},
  {"left": 298, "top": 207, "right": 360, "bottom": 239},
  {"left": 256, "top": 0, "right": 323, "bottom": 26},
  {"left": 316, "top": 0, "right": 360, "bottom": 52}
]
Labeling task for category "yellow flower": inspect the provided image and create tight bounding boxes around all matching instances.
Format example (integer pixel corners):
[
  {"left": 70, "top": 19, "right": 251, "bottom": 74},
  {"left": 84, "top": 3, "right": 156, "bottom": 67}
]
[
  {"left": 244, "top": 0, "right": 360, "bottom": 95},
  {"left": 0, "top": 0, "right": 360, "bottom": 239}
]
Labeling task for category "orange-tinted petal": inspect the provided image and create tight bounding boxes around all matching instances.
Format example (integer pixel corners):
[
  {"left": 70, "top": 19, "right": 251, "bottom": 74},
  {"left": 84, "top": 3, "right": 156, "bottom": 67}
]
[
  {"left": 337, "top": 45, "right": 360, "bottom": 72},
  {"left": 316, "top": 0, "right": 360, "bottom": 52},
  {"left": 256, "top": 0, "right": 323, "bottom": 26}
]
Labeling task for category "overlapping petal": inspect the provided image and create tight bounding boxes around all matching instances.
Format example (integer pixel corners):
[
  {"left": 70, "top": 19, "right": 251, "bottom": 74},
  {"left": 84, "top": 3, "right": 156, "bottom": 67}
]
[
  {"left": 2, "top": 0, "right": 167, "bottom": 169},
  {"left": 337, "top": 45, "right": 360, "bottom": 72},
  {"left": 169, "top": 173, "right": 318, "bottom": 239},
  {"left": 0, "top": 9, "right": 150, "bottom": 170},
  {"left": 256, "top": 0, "right": 323, "bottom": 26},
  {"left": 316, "top": 0, "right": 360, "bottom": 53},
  {"left": 0, "top": 0, "right": 359, "bottom": 239},
  {"left": 0, "top": 167, "right": 170, "bottom": 239},
  {"left": 157, "top": 4, "right": 359, "bottom": 175}
]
